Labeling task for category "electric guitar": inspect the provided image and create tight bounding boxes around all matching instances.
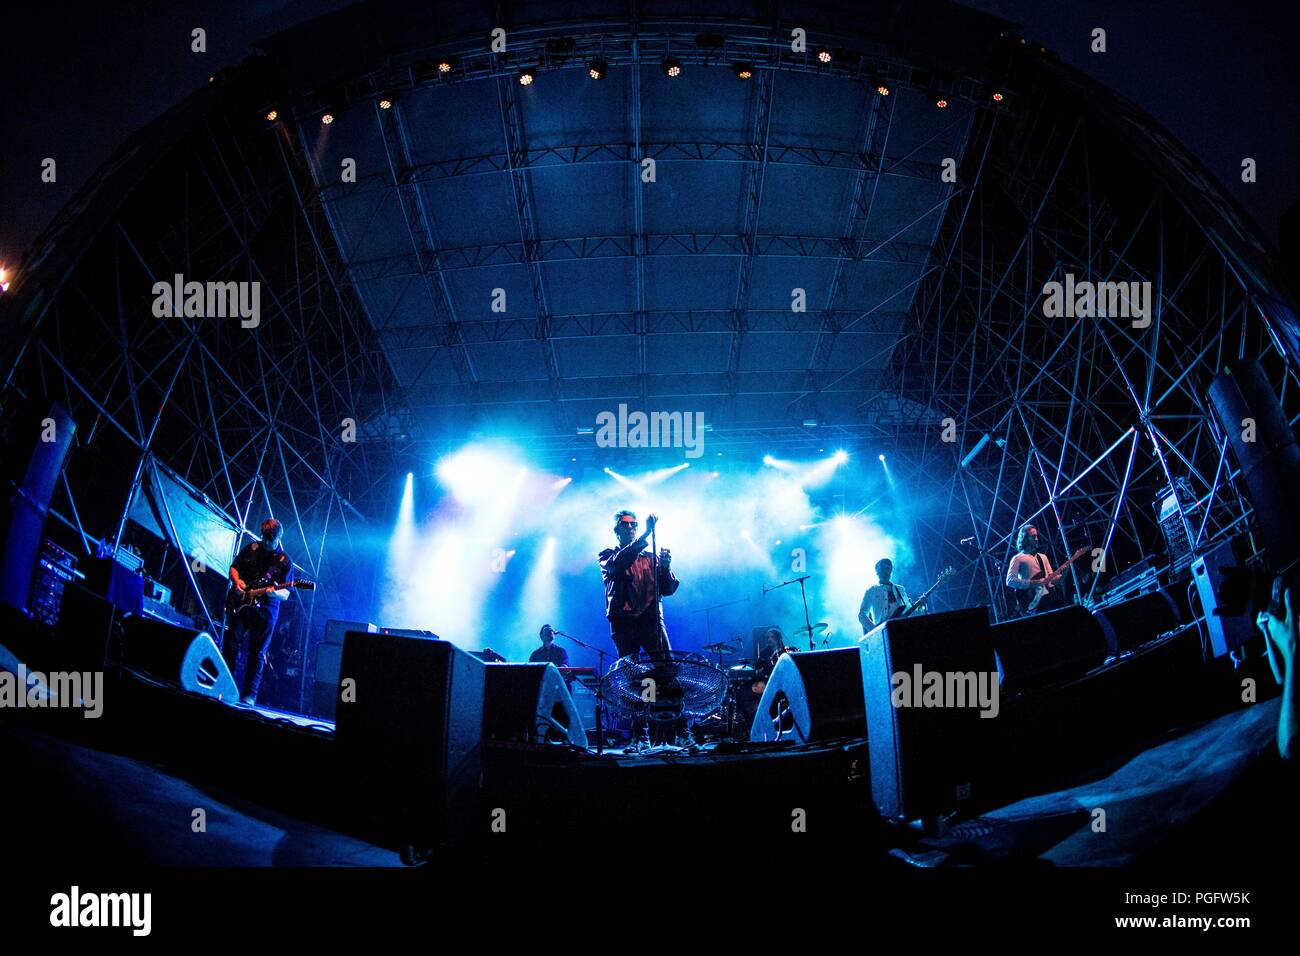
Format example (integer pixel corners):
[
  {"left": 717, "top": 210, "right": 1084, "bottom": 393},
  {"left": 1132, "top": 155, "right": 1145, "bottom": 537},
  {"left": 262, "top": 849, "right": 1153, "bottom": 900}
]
[
  {"left": 889, "top": 566, "right": 956, "bottom": 621},
  {"left": 863, "top": 566, "right": 957, "bottom": 634},
  {"left": 1024, "top": 547, "right": 1089, "bottom": 612},
  {"left": 226, "top": 576, "right": 315, "bottom": 615}
]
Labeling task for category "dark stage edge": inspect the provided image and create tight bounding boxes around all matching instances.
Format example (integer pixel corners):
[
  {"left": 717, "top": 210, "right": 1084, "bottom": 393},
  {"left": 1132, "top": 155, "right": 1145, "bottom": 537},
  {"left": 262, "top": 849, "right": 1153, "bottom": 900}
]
[{"left": 0, "top": 695, "right": 1291, "bottom": 868}]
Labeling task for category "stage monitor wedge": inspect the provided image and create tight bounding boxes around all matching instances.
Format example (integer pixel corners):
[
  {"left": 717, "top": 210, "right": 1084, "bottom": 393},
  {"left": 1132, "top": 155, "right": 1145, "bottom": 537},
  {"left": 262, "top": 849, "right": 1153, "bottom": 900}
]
[
  {"left": 990, "top": 604, "right": 1108, "bottom": 691},
  {"left": 483, "top": 663, "right": 587, "bottom": 748},
  {"left": 121, "top": 614, "right": 239, "bottom": 702},
  {"left": 749, "top": 648, "right": 866, "bottom": 743}
]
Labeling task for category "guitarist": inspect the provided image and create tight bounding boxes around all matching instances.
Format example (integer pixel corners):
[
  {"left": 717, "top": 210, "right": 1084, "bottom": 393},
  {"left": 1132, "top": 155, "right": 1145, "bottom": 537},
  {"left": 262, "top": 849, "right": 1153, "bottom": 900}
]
[
  {"left": 224, "top": 518, "right": 294, "bottom": 706},
  {"left": 1005, "top": 524, "right": 1064, "bottom": 614},
  {"left": 859, "top": 559, "right": 912, "bottom": 632}
]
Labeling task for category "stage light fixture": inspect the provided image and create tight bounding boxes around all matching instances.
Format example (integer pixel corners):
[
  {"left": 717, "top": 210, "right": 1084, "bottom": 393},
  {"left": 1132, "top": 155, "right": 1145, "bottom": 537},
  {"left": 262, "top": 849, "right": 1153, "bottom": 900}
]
[
  {"left": 265, "top": 109, "right": 278, "bottom": 122},
  {"left": 815, "top": 47, "right": 832, "bottom": 64},
  {"left": 588, "top": 58, "right": 608, "bottom": 80},
  {"left": 0, "top": 267, "right": 9, "bottom": 293},
  {"left": 992, "top": 91, "right": 1004, "bottom": 102},
  {"left": 732, "top": 62, "right": 754, "bottom": 80},
  {"left": 378, "top": 97, "right": 393, "bottom": 110},
  {"left": 662, "top": 57, "right": 682, "bottom": 78},
  {"left": 321, "top": 112, "right": 335, "bottom": 125},
  {"left": 875, "top": 82, "right": 891, "bottom": 96},
  {"left": 437, "top": 56, "right": 458, "bottom": 74},
  {"left": 833, "top": 450, "right": 849, "bottom": 463},
  {"left": 519, "top": 68, "right": 537, "bottom": 86},
  {"left": 878, "top": 454, "right": 886, "bottom": 462}
]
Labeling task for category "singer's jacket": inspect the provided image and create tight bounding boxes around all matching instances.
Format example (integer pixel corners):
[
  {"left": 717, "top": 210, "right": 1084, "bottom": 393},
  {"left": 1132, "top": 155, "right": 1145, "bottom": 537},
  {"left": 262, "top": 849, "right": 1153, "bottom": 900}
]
[{"left": 598, "top": 537, "right": 679, "bottom": 619}]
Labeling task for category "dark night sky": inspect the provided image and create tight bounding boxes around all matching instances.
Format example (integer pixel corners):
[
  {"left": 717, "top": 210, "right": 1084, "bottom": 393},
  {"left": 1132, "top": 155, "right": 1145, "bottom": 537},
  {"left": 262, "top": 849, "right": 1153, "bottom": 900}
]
[{"left": 1, "top": 0, "right": 1297, "bottom": 273}]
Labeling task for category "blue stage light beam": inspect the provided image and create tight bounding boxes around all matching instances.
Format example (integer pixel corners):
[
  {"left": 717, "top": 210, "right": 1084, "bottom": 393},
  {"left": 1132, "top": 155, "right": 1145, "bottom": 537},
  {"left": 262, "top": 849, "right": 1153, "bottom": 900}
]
[
  {"left": 640, "top": 462, "right": 691, "bottom": 485},
  {"left": 603, "top": 466, "right": 648, "bottom": 497}
]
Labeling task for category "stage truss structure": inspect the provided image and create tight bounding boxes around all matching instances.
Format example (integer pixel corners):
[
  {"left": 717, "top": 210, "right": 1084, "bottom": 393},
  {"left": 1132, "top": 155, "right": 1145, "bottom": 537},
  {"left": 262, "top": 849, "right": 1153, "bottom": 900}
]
[{"left": 2, "top": 3, "right": 1297, "bottom": 638}]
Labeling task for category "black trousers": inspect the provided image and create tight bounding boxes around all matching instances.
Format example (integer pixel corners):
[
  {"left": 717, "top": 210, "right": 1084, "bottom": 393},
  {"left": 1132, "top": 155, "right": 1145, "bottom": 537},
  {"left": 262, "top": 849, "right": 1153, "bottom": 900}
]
[
  {"left": 609, "top": 607, "right": 671, "bottom": 659},
  {"left": 223, "top": 607, "right": 276, "bottom": 700}
]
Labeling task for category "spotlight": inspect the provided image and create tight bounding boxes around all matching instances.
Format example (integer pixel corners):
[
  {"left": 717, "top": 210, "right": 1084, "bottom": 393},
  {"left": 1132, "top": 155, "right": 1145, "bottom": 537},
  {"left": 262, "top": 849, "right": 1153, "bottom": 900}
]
[
  {"left": 437, "top": 56, "right": 458, "bottom": 74},
  {"left": 875, "top": 83, "right": 891, "bottom": 96},
  {"left": 933, "top": 93, "right": 948, "bottom": 108},
  {"left": 519, "top": 67, "right": 537, "bottom": 86},
  {"left": 321, "top": 112, "right": 335, "bottom": 125},
  {"left": 265, "top": 108, "right": 278, "bottom": 122},
  {"left": 732, "top": 62, "right": 754, "bottom": 80},
  {"left": 878, "top": 454, "right": 886, "bottom": 462},
  {"left": 815, "top": 47, "right": 832, "bottom": 64},
  {"left": 833, "top": 450, "right": 849, "bottom": 463},
  {"left": 0, "top": 267, "right": 10, "bottom": 292},
  {"left": 378, "top": 97, "right": 393, "bottom": 110},
  {"left": 588, "top": 58, "right": 608, "bottom": 80},
  {"left": 992, "top": 91, "right": 1004, "bottom": 102},
  {"left": 661, "top": 57, "right": 682, "bottom": 78}
]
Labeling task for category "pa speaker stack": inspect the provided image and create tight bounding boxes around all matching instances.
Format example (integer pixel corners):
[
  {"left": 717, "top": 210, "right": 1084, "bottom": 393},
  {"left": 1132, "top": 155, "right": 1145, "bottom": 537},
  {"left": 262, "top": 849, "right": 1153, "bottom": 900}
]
[
  {"left": 859, "top": 607, "right": 997, "bottom": 821},
  {"left": 335, "top": 631, "right": 485, "bottom": 851}
]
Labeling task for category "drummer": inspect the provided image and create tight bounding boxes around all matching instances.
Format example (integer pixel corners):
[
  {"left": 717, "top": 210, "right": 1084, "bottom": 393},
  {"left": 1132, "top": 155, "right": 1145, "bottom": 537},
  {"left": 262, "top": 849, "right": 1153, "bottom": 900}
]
[{"left": 759, "top": 627, "right": 790, "bottom": 670}]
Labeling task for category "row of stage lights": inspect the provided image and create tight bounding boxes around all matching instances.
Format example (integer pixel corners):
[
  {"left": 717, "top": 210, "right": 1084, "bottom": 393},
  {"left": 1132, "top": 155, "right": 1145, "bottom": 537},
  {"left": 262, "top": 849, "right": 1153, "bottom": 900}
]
[{"left": 270, "top": 41, "right": 1005, "bottom": 126}]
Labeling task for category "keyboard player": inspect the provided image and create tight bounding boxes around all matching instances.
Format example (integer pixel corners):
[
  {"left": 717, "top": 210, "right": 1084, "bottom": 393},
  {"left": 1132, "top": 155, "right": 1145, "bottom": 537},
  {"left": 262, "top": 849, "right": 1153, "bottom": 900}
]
[{"left": 529, "top": 624, "right": 570, "bottom": 667}]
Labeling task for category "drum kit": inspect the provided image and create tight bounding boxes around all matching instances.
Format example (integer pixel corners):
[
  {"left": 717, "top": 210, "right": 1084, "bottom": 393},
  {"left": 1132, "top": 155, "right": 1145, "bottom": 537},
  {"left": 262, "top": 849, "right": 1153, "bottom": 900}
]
[
  {"left": 700, "top": 623, "right": 830, "bottom": 738},
  {"left": 593, "top": 622, "right": 833, "bottom": 750}
]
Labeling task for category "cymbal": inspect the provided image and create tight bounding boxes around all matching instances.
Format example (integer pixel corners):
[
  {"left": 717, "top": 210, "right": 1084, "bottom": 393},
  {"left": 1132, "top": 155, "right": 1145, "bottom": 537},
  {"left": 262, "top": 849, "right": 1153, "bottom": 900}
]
[
  {"left": 702, "top": 640, "right": 740, "bottom": 652},
  {"left": 793, "top": 622, "right": 829, "bottom": 636}
]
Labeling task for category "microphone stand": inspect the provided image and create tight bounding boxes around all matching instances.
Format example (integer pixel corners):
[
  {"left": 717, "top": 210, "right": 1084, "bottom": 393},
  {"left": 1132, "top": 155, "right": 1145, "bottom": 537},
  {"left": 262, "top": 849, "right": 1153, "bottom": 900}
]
[
  {"left": 554, "top": 629, "right": 607, "bottom": 755},
  {"left": 763, "top": 575, "right": 815, "bottom": 651},
  {"left": 650, "top": 521, "right": 663, "bottom": 655}
]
